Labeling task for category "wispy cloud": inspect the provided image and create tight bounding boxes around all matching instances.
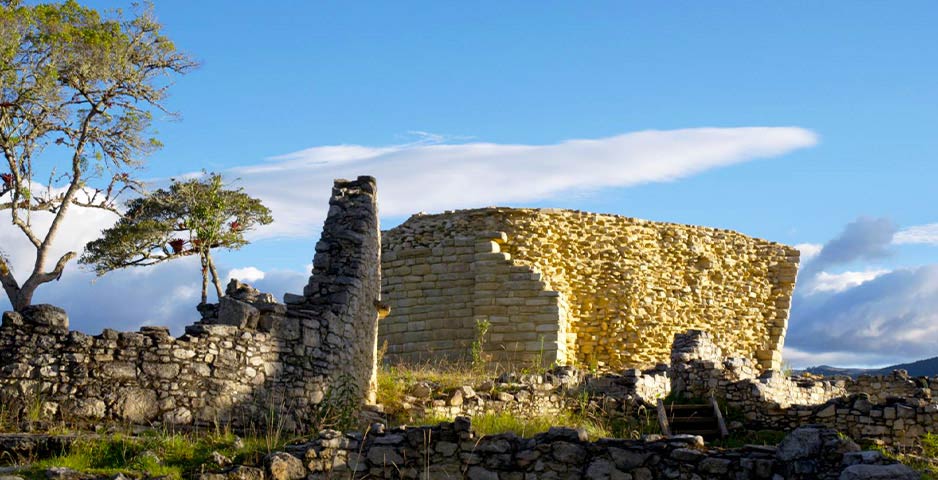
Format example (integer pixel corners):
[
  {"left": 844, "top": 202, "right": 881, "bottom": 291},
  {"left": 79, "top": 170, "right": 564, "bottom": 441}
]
[
  {"left": 809, "top": 269, "right": 890, "bottom": 294},
  {"left": 894, "top": 223, "right": 938, "bottom": 245},
  {"left": 233, "top": 127, "right": 819, "bottom": 237},
  {"left": 794, "top": 243, "right": 823, "bottom": 263}
]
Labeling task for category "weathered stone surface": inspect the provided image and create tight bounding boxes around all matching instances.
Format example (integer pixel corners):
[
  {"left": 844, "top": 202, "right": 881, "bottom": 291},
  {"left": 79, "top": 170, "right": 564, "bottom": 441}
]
[
  {"left": 465, "top": 466, "right": 498, "bottom": 480},
  {"left": 222, "top": 465, "right": 264, "bottom": 480},
  {"left": 114, "top": 388, "right": 159, "bottom": 423},
  {"left": 43, "top": 467, "right": 90, "bottom": 480},
  {"left": 838, "top": 464, "right": 921, "bottom": 480},
  {"left": 20, "top": 305, "right": 68, "bottom": 329},
  {"left": 73, "top": 399, "right": 105, "bottom": 419},
  {"left": 585, "top": 459, "right": 631, "bottom": 480},
  {"left": 366, "top": 446, "right": 403, "bottom": 465},
  {"left": 775, "top": 425, "right": 861, "bottom": 479},
  {"left": 265, "top": 452, "right": 305, "bottom": 480},
  {"left": 217, "top": 297, "right": 260, "bottom": 329}
]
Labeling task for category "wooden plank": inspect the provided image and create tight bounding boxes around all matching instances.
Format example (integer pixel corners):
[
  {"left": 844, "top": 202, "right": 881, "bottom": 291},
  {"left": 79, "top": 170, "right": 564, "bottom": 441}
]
[
  {"left": 657, "top": 398, "right": 671, "bottom": 436},
  {"left": 711, "top": 395, "right": 729, "bottom": 438}
]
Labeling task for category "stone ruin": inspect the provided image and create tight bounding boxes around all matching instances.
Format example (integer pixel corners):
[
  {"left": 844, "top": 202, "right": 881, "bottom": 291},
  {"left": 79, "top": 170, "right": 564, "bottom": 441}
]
[
  {"left": 380, "top": 208, "right": 799, "bottom": 371},
  {"left": 0, "top": 176, "right": 381, "bottom": 431},
  {"left": 0, "top": 176, "right": 933, "bottom": 478}
]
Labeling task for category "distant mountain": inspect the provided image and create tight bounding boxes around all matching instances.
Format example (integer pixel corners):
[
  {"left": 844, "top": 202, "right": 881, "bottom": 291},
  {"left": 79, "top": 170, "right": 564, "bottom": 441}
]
[
  {"left": 881, "top": 356, "right": 938, "bottom": 378},
  {"left": 802, "top": 356, "right": 938, "bottom": 378},
  {"left": 802, "top": 365, "right": 874, "bottom": 378}
]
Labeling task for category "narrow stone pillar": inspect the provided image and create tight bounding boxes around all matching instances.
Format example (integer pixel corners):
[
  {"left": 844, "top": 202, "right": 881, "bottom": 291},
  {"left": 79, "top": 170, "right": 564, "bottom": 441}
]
[{"left": 290, "top": 176, "right": 381, "bottom": 406}]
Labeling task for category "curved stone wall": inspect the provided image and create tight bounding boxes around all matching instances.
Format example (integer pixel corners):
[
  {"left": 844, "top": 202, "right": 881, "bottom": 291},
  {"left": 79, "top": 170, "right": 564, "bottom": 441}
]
[{"left": 380, "top": 207, "right": 799, "bottom": 371}]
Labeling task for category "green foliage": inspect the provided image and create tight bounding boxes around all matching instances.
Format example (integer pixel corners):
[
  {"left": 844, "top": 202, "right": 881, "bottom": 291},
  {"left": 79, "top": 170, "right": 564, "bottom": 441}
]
[
  {"left": 18, "top": 431, "right": 279, "bottom": 479},
  {"left": 520, "top": 335, "right": 551, "bottom": 376},
  {"left": 312, "top": 372, "right": 362, "bottom": 433},
  {"left": 470, "top": 318, "right": 491, "bottom": 371},
  {"left": 0, "top": 0, "right": 194, "bottom": 308},
  {"left": 376, "top": 362, "right": 480, "bottom": 423},
  {"left": 0, "top": 0, "right": 193, "bottom": 170},
  {"left": 79, "top": 172, "right": 272, "bottom": 302},
  {"left": 419, "top": 406, "right": 656, "bottom": 441},
  {"left": 870, "top": 433, "right": 938, "bottom": 479}
]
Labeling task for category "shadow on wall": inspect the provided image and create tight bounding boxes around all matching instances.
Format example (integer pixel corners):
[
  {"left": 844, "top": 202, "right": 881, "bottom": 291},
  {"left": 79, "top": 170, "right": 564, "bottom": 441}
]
[{"left": 0, "top": 176, "right": 382, "bottom": 433}]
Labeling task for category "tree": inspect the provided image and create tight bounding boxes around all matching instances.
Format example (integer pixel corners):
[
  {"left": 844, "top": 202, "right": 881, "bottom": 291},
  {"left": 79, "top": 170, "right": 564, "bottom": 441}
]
[
  {"left": 80, "top": 173, "right": 273, "bottom": 305},
  {"left": 0, "top": 1, "right": 195, "bottom": 310}
]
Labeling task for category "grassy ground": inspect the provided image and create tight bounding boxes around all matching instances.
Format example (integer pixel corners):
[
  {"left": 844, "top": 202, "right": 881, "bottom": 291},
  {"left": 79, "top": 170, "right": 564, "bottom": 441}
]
[
  {"left": 872, "top": 433, "right": 938, "bottom": 480},
  {"left": 419, "top": 409, "right": 659, "bottom": 441},
  {"left": 9, "top": 431, "right": 285, "bottom": 480},
  {"left": 375, "top": 362, "right": 481, "bottom": 417},
  {"left": 375, "top": 362, "right": 660, "bottom": 440}
]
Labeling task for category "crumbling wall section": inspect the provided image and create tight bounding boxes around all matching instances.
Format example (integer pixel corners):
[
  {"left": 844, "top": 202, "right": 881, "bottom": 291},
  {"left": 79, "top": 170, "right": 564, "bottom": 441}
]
[
  {"left": 380, "top": 208, "right": 799, "bottom": 371},
  {"left": 287, "top": 176, "right": 382, "bottom": 405},
  {"left": 0, "top": 176, "right": 382, "bottom": 430},
  {"left": 669, "top": 330, "right": 938, "bottom": 446}
]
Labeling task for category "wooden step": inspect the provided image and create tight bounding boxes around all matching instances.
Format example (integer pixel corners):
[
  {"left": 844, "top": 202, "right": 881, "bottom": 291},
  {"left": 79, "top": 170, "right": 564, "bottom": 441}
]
[{"left": 656, "top": 396, "right": 729, "bottom": 440}]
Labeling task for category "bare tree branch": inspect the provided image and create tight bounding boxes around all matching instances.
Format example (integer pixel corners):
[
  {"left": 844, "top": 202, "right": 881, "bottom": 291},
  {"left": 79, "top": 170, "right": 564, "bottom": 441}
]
[{"left": 35, "top": 251, "right": 77, "bottom": 283}]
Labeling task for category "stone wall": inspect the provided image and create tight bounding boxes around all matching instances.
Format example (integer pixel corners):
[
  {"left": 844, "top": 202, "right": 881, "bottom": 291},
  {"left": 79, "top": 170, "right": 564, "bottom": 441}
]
[
  {"left": 380, "top": 208, "right": 799, "bottom": 371},
  {"left": 669, "top": 330, "right": 938, "bottom": 447},
  {"left": 0, "top": 176, "right": 382, "bottom": 431},
  {"left": 215, "top": 421, "right": 912, "bottom": 480}
]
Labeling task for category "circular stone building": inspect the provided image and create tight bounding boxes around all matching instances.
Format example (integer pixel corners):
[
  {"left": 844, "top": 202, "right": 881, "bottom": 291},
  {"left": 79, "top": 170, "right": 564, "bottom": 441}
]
[{"left": 379, "top": 207, "right": 800, "bottom": 372}]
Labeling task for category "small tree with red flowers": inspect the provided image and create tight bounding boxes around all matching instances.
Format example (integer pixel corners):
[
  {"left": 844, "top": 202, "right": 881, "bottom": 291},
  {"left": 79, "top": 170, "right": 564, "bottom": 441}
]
[{"left": 79, "top": 173, "right": 272, "bottom": 304}]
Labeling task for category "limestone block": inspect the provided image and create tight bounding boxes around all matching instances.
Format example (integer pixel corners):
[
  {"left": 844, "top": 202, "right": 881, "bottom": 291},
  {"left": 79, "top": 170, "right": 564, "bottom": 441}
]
[
  {"left": 217, "top": 297, "right": 261, "bottom": 329},
  {"left": 115, "top": 388, "right": 159, "bottom": 423},
  {"left": 20, "top": 304, "right": 69, "bottom": 330}
]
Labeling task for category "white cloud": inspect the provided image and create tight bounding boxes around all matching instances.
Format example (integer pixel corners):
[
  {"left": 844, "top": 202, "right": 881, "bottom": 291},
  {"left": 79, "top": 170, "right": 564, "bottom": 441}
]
[
  {"left": 794, "top": 243, "right": 823, "bottom": 263},
  {"left": 0, "top": 201, "right": 121, "bottom": 277},
  {"left": 232, "top": 127, "right": 819, "bottom": 237},
  {"left": 227, "top": 266, "right": 266, "bottom": 283},
  {"left": 788, "top": 264, "right": 938, "bottom": 361},
  {"left": 809, "top": 269, "right": 890, "bottom": 294},
  {"left": 787, "top": 217, "right": 938, "bottom": 366},
  {"left": 782, "top": 346, "right": 898, "bottom": 370},
  {"left": 894, "top": 223, "right": 938, "bottom": 245}
]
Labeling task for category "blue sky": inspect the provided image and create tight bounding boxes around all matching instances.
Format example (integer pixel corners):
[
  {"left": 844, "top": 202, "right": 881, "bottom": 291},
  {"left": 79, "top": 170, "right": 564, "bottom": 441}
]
[{"left": 3, "top": 1, "right": 938, "bottom": 368}]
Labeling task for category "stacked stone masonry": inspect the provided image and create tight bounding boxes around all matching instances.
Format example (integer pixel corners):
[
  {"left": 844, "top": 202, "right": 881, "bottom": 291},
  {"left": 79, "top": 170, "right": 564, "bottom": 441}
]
[
  {"left": 216, "top": 421, "right": 913, "bottom": 480},
  {"left": 0, "top": 176, "right": 382, "bottom": 431},
  {"left": 386, "top": 330, "right": 938, "bottom": 450},
  {"left": 380, "top": 208, "right": 799, "bottom": 371},
  {"left": 668, "top": 330, "right": 938, "bottom": 447}
]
